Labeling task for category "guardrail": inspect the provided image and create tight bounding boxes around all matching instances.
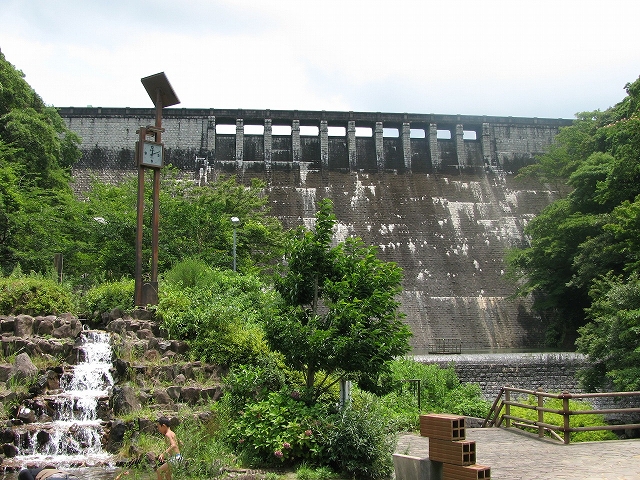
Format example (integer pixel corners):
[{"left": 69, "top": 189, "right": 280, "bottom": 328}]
[
  {"left": 427, "top": 338, "right": 462, "bottom": 354},
  {"left": 483, "top": 386, "right": 640, "bottom": 444}
]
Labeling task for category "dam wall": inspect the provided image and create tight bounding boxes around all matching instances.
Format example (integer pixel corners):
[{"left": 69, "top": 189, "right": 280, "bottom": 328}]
[{"left": 59, "top": 107, "right": 572, "bottom": 351}]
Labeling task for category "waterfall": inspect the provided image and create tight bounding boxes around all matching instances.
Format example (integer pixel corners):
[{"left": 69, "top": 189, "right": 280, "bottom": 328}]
[{"left": 13, "top": 330, "right": 114, "bottom": 466}]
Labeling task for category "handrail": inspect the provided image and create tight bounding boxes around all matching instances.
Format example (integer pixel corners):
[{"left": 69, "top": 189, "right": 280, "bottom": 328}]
[{"left": 483, "top": 386, "right": 640, "bottom": 444}]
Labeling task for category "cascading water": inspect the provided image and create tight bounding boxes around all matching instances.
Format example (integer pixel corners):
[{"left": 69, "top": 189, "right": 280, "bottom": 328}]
[{"left": 11, "top": 330, "right": 114, "bottom": 467}]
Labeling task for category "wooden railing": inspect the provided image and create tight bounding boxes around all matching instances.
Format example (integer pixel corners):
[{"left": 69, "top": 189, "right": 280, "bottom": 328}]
[
  {"left": 483, "top": 386, "right": 640, "bottom": 444},
  {"left": 427, "top": 338, "right": 462, "bottom": 354}
]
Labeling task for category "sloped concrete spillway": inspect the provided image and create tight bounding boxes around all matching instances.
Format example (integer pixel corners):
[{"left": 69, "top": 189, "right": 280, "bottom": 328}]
[{"left": 9, "top": 330, "right": 114, "bottom": 467}]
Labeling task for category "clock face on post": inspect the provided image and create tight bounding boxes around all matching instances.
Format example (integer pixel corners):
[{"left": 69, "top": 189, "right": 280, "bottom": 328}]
[{"left": 141, "top": 141, "right": 164, "bottom": 168}]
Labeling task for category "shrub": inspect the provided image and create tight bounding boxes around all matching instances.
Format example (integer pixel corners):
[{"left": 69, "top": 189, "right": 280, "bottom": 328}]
[
  {"left": 0, "top": 273, "right": 76, "bottom": 315},
  {"left": 375, "top": 358, "right": 489, "bottom": 430},
  {"left": 157, "top": 268, "right": 281, "bottom": 366},
  {"left": 223, "top": 359, "right": 288, "bottom": 415},
  {"left": 325, "top": 393, "right": 396, "bottom": 480},
  {"left": 79, "top": 278, "right": 134, "bottom": 321},
  {"left": 162, "top": 258, "right": 213, "bottom": 288},
  {"left": 227, "top": 391, "right": 330, "bottom": 466}
]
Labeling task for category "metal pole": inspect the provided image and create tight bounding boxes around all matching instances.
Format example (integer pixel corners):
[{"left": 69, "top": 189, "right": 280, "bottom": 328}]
[{"left": 233, "top": 226, "right": 237, "bottom": 272}]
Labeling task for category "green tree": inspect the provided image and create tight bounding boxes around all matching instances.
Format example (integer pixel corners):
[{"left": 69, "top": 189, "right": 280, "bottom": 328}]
[
  {"left": 576, "top": 274, "right": 640, "bottom": 391},
  {"left": 0, "top": 52, "right": 82, "bottom": 274},
  {"left": 265, "top": 198, "right": 411, "bottom": 402},
  {"left": 77, "top": 172, "right": 284, "bottom": 283},
  {"left": 508, "top": 76, "right": 640, "bottom": 348}
]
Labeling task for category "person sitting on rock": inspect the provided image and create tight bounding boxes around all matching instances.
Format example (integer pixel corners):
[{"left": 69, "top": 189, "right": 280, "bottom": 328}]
[
  {"left": 17, "top": 467, "right": 76, "bottom": 480},
  {"left": 18, "top": 467, "right": 129, "bottom": 480}
]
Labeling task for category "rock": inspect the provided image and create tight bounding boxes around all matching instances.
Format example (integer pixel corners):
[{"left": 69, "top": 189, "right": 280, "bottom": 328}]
[
  {"left": 17, "top": 406, "right": 36, "bottom": 424},
  {"left": 138, "top": 418, "right": 156, "bottom": 434},
  {"left": 113, "top": 358, "right": 130, "bottom": 379},
  {"left": 107, "top": 319, "right": 127, "bottom": 335},
  {"left": 36, "top": 429, "right": 51, "bottom": 446},
  {"left": 12, "top": 352, "right": 37, "bottom": 381},
  {"left": 109, "top": 308, "right": 125, "bottom": 322},
  {"left": 0, "top": 364, "right": 12, "bottom": 382},
  {"left": 0, "top": 428, "right": 15, "bottom": 443},
  {"left": 202, "top": 386, "right": 223, "bottom": 402},
  {"left": 136, "top": 328, "right": 154, "bottom": 340},
  {"left": 36, "top": 316, "right": 56, "bottom": 336},
  {"left": 14, "top": 314, "right": 34, "bottom": 338},
  {"left": 166, "top": 386, "right": 182, "bottom": 401},
  {"left": 144, "top": 350, "right": 160, "bottom": 362},
  {"left": 173, "top": 374, "right": 186, "bottom": 385},
  {"left": 181, "top": 386, "right": 201, "bottom": 405},
  {"left": 2, "top": 442, "right": 18, "bottom": 457},
  {"left": 171, "top": 340, "right": 189, "bottom": 354},
  {"left": 111, "top": 385, "right": 141, "bottom": 415},
  {"left": 0, "top": 316, "right": 15, "bottom": 333},
  {"left": 53, "top": 323, "right": 73, "bottom": 338},
  {"left": 153, "top": 389, "right": 174, "bottom": 406},
  {"left": 106, "top": 419, "right": 127, "bottom": 452}
]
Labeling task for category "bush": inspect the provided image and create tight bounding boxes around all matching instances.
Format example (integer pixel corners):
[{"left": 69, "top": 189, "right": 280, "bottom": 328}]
[
  {"left": 227, "top": 391, "right": 331, "bottom": 466},
  {"left": 0, "top": 272, "right": 76, "bottom": 315},
  {"left": 162, "top": 258, "right": 213, "bottom": 288},
  {"left": 325, "top": 393, "right": 396, "bottom": 480},
  {"left": 223, "top": 359, "right": 288, "bottom": 415},
  {"left": 157, "top": 267, "right": 281, "bottom": 366},
  {"left": 374, "top": 358, "right": 489, "bottom": 430},
  {"left": 79, "top": 278, "right": 134, "bottom": 321}
]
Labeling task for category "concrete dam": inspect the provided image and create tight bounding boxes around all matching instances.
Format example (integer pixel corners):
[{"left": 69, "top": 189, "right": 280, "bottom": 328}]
[{"left": 58, "top": 107, "right": 572, "bottom": 351}]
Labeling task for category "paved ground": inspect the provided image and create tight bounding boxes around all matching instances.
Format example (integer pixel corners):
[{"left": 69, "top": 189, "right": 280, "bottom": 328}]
[{"left": 396, "top": 428, "right": 640, "bottom": 480}]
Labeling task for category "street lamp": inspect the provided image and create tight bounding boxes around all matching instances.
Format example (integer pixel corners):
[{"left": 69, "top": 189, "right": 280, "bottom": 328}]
[{"left": 231, "top": 216, "right": 240, "bottom": 271}]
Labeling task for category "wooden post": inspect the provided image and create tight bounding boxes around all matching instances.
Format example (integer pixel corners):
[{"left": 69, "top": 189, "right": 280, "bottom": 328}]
[
  {"left": 537, "top": 387, "right": 544, "bottom": 438},
  {"left": 561, "top": 391, "right": 572, "bottom": 444},
  {"left": 134, "top": 127, "right": 146, "bottom": 307},
  {"left": 505, "top": 388, "right": 511, "bottom": 428}
]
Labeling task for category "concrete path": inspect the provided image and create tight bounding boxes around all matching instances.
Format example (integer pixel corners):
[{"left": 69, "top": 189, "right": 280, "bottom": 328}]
[{"left": 397, "top": 428, "right": 640, "bottom": 479}]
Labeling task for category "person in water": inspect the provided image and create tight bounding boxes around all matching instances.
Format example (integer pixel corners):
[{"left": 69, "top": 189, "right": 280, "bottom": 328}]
[
  {"left": 18, "top": 468, "right": 129, "bottom": 480},
  {"left": 156, "top": 417, "right": 181, "bottom": 480}
]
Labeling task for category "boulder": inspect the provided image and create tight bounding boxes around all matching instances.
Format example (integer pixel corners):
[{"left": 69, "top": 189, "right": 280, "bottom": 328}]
[
  {"left": 14, "top": 314, "right": 34, "bottom": 338},
  {"left": 17, "top": 406, "right": 36, "bottom": 424},
  {"left": 180, "top": 386, "right": 201, "bottom": 405},
  {"left": 111, "top": 385, "right": 141, "bottom": 415},
  {"left": 166, "top": 386, "right": 182, "bottom": 401},
  {"left": 153, "top": 389, "right": 174, "bottom": 406},
  {"left": 12, "top": 352, "right": 37, "bottom": 381},
  {"left": 0, "top": 364, "right": 12, "bottom": 382},
  {"left": 2, "top": 442, "right": 18, "bottom": 457},
  {"left": 106, "top": 419, "right": 128, "bottom": 452},
  {"left": 136, "top": 328, "right": 153, "bottom": 340}
]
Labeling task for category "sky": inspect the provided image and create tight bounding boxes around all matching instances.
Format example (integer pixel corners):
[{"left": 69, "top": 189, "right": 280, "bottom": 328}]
[{"left": 2, "top": 0, "right": 640, "bottom": 120}]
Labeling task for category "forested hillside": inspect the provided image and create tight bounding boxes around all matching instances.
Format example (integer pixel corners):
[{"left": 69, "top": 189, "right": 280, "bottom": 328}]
[{"left": 509, "top": 77, "right": 640, "bottom": 390}]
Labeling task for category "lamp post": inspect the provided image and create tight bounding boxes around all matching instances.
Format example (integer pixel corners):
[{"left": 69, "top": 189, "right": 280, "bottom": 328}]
[{"left": 231, "top": 216, "right": 240, "bottom": 271}]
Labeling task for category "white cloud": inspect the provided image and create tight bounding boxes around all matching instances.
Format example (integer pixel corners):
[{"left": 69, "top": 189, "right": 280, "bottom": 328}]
[{"left": 1, "top": 0, "right": 639, "bottom": 117}]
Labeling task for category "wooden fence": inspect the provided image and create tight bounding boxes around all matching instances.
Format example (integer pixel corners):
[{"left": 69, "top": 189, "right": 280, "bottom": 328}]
[{"left": 483, "top": 386, "right": 640, "bottom": 444}]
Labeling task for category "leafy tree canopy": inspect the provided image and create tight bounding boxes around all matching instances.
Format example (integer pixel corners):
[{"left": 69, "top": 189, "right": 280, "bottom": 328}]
[
  {"left": 508, "top": 75, "right": 640, "bottom": 387},
  {"left": 265, "top": 198, "right": 412, "bottom": 403},
  {"left": 0, "top": 52, "right": 82, "bottom": 274}
]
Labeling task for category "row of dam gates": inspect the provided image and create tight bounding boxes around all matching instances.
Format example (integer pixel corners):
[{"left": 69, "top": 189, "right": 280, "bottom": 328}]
[{"left": 59, "top": 107, "right": 574, "bottom": 351}]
